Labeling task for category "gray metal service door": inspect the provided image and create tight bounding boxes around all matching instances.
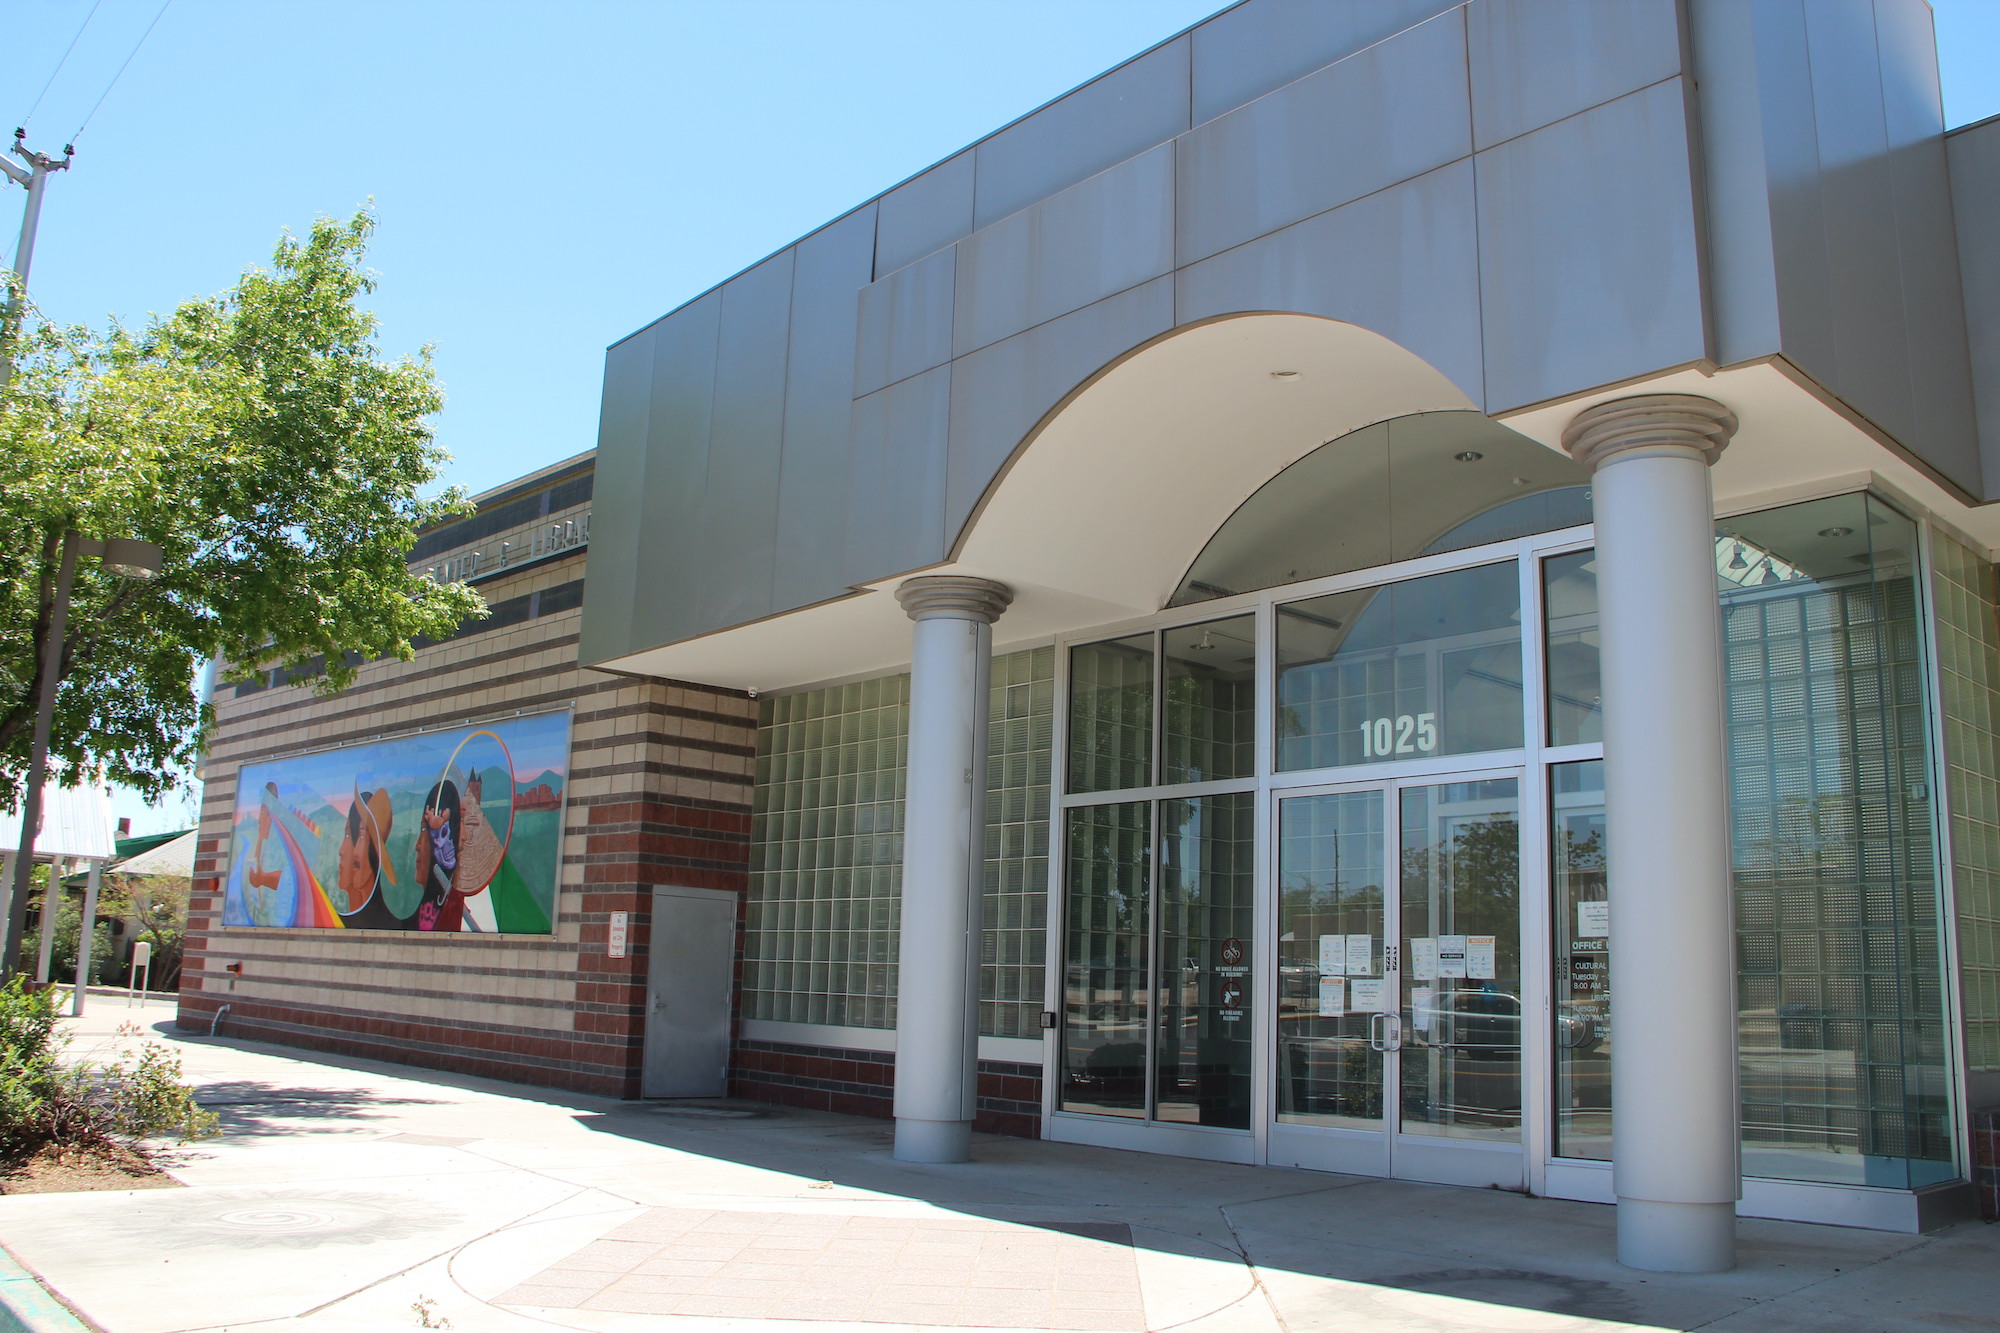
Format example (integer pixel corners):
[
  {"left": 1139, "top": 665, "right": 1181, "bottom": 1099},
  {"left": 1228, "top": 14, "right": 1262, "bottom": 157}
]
[{"left": 642, "top": 885, "right": 738, "bottom": 1098}]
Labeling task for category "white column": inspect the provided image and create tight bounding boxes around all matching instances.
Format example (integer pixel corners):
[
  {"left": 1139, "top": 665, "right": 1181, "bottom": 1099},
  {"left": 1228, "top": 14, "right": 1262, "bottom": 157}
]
[
  {"left": 892, "top": 574, "right": 1013, "bottom": 1164},
  {"left": 36, "top": 857, "right": 65, "bottom": 983},
  {"left": 71, "top": 859, "right": 103, "bottom": 1016},
  {"left": 1562, "top": 394, "right": 1740, "bottom": 1274}
]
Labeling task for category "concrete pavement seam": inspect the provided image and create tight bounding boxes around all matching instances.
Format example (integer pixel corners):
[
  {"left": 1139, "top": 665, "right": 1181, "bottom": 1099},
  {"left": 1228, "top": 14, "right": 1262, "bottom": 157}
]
[
  {"left": 278, "top": 1186, "right": 591, "bottom": 1327},
  {"left": 1674, "top": 1233, "right": 1939, "bottom": 1332},
  {"left": 0, "top": 1245, "right": 94, "bottom": 1333},
  {"left": 1217, "top": 1205, "right": 1300, "bottom": 1333}
]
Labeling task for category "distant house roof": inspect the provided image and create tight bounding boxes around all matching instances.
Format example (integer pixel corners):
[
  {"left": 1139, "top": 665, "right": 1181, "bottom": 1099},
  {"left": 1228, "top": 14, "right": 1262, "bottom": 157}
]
[
  {"left": 114, "top": 828, "right": 192, "bottom": 862},
  {"left": 109, "top": 829, "right": 197, "bottom": 878}
]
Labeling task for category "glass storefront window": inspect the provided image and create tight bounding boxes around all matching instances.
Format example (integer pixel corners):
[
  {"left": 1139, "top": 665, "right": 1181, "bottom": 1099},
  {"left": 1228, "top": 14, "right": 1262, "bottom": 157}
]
[
  {"left": 1399, "top": 778, "right": 1522, "bottom": 1143},
  {"left": 1062, "top": 793, "right": 1254, "bottom": 1129},
  {"left": 1722, "top": 493, "right": 1953, "bottom": 1188},
  {"left": 1062, "top": 802, "right": 1151, "bottom": 1117},
  {"left": 1162, "top": 616, "right": 1256, "bottom": 784},
  {"left": 1068, "top": 634, "right": 1153, "bottom": 793},
  {"left": 1276, "top": 562, "right": 1523, "bottom": 771},
  {"left": 1551, "top": 760, "right": 1609, "bottom": 1160},
  {"left": 1046, "top": 482, "right": 1958, "bottom": 1198},
  {"left": 1543, "top": 551, "right": 1601, "bottom": 746},
  {"left": 1276, "top": 788, "right": 1389, "bottom": 1126},
  {"left": 1155, "top": 794, "right": 1255, "bottom": 1129}
]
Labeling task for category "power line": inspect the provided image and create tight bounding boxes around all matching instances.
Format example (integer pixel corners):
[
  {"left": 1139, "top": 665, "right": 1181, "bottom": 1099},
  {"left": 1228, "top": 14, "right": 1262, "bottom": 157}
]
[
  {"left": 19, "top": 0, "right": 103, "bottom": 130},
  {"left": 69, "top": 0, "right": 172, "bottom": 144}
]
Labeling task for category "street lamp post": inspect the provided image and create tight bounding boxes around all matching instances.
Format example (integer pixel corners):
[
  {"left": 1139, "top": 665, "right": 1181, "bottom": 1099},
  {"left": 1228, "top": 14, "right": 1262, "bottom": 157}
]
[{"left": 3, "top": 532, "right": 161, "bottom": 980}]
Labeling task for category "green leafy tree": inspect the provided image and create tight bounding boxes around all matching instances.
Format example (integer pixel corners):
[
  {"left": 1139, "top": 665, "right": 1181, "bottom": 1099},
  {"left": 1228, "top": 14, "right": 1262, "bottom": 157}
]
[
  {"left": 0, "top": 210, "right": 484, "bottom": 808},
  {"left": 98, "top": 873, "right": 188, "bottom": 990},
  {"left": 42, "top": 894, "right": 115, "bottom": 987}
]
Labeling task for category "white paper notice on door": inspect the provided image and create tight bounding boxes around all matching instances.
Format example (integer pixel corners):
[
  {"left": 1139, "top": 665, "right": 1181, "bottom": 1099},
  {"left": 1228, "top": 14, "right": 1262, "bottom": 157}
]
[
  {"left": 1411, "top": 986, "right": 1435, "bottom": 1032},
  {"left": 1466, "top": 935, "right": 1497, "bottom": 980},
  {"left": 1346, "top": 934, "right": 1373, "bottom": 976},
  {"left": 1409, "top": 937, "right": 1438, "bottom": 980},
  {"left": 1318, "top": 977, "right": 1346, "bottom": 1016},
  {"left": 1349, "top": 977, "right": 1388, "bottom": 1012},
  {"left": 1437, "top": 934, "right": 1468, "bottom": 979},
  {"left": 1318, "top": 934, "right": 1343, "bottom": 973},
  {"left": 1577, "top": 900, "right": 1610, "bottom": 938}
]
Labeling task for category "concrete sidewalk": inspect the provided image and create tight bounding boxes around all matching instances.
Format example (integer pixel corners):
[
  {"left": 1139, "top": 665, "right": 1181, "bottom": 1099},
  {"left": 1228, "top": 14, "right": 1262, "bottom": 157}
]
[{"left": 0, "top": 1003, "right": 1991, "bottom": 1333}]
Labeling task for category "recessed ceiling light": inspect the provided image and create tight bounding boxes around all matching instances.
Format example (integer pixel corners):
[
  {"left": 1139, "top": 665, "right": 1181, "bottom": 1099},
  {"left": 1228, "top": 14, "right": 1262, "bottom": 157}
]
[
  {"left": 1270, "top": 369, "right": 1300, "bottom": 379},
  {"left": 1510, "top": 476, "right": 1531, "bottom": 486},
  {"left": 1817, "top": 526, "right": 1853, "bottom": 538},
  {"left": 1455, "top": 451, "right": 1483, "bottom": 462}
]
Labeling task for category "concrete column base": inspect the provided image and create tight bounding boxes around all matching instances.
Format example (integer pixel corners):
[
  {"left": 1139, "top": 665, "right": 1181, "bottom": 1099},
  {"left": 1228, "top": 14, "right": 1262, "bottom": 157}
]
[
  {"left": 894, "top": 1118, "right": 972, "bottom": 1164},
  {"left": 1616, "top": 1198, "right": 1736, "bottom": 1273}
]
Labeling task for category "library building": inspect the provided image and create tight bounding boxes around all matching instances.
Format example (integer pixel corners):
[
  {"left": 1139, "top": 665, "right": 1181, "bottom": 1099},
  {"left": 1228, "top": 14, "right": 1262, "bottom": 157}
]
[{"left": 185, "top": 0, "right": 2000, "bottom": 1273}]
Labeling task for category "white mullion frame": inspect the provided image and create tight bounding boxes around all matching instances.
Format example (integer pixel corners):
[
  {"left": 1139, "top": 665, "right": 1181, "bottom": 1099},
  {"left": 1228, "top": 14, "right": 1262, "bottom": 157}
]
[
  {"left": 1046, "top": 523, "right": 1606, "bottom": 1165},
  {"left": 1252, "top": 592, "right": 1277, "bottom": 1163},
  {"left": 1144, "top": 623, "right": 1163, "bottom": 1124},
  {"left": 1263, "top": 773, "right": 1397, "bottom": 1174},
  {"left": 1517, "top": 546, "right": 1556, "bottom": 1199},
  {"left": 1914, "top": 515, "right": 1972, "bottom": 1184},
  {"left": 1530, "top": 540, "right": 1609, "bottom": 1183},
  {"left": 1059, "top": 775, "right": 1262, "bottom": 809},
  {"left": 1386, "top": 763, "right": 1529, "bottom": 1181},
  {"left": 1040, "top": 635, "right": 1072, "bottom": 1135}
]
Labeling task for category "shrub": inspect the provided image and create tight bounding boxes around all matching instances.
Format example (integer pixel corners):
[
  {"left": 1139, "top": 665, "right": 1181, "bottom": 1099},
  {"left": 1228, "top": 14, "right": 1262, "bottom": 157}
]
[
  {"left": 0, "top": 980, "right": 217, "bottom": 1161},
  {"left": 44, "top": 899, "right": 115, "bottom": 987}
]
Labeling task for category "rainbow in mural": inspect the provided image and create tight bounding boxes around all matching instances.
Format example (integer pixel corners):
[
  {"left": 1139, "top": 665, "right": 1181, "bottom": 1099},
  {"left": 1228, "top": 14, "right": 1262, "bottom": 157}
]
[{"left": 221, "top": 710, "right": 570, "bottom": 934}]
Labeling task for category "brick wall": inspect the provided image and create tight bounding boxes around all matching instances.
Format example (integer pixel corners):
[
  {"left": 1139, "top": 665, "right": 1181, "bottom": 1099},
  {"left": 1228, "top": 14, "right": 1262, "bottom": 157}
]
[
  {"left": 177, "top": 456, "right": 756, "bottom": 1098},
  {"left": 729, "top": 1038, "right": 1042, "bottom": 1139}
]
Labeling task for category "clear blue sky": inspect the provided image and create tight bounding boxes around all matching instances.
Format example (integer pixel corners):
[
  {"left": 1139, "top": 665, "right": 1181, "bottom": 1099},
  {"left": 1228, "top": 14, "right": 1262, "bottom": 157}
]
[{"left": 10, "top": 0, "right": 1996, "bottom": 835}]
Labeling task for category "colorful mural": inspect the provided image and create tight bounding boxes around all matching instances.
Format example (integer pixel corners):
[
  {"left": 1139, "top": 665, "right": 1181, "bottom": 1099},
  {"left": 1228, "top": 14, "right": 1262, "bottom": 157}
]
[{"left": 222, "top": 710, "right": 570, "bottom": 934}]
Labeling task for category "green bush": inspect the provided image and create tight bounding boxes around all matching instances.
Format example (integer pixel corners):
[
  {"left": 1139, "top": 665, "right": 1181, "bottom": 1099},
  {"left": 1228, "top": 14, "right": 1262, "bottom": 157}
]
[
  {"left": 0, "top": 979, "right": 217, "bottom": 1160},
  {"left": 12, "top": 893, "right": 115, "bottom": 986},
  {"left": 47, "top": 900, "right": 114, "bottom": 986}
]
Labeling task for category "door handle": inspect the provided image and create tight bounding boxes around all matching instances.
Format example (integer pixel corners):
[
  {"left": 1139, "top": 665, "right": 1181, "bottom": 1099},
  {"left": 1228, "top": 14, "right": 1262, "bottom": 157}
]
[{"left": 1370, "top": 1011, "right": 1403, "bottom": 1052}]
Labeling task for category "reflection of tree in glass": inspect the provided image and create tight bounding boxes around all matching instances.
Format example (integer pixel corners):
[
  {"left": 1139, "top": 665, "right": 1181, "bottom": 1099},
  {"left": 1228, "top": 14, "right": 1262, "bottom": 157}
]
[
  {"left": 1070, "top": 643, "right": 1152, "bottom": 790},
  {"left": 1559, "top": 826, "right": 1604, "bottom": 876},
  {"left": 1404, "top": 816, "right": 1520, "bottom": 975},
  {"left": 1162, "top": 669, "right": 1253, "bottom": 781}
]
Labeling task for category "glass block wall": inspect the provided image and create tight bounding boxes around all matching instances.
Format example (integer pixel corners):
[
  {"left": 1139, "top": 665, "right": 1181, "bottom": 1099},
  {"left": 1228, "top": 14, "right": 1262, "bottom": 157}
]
[
  {"left": 1931, "top": 531, "right": 2000, "bottom": 1092},
  {"left": 745, "top": 673, "right": 909, "bottom": 1029},
  {"left": 985, "top": 648, "right": 1057, "bottom": 1037},
  {"left": 1721, "top": 494, "right": 1953, "bottom": 1187},
  {"left": 743, "top": 646, "right": 1054, "bottom": 1039}
]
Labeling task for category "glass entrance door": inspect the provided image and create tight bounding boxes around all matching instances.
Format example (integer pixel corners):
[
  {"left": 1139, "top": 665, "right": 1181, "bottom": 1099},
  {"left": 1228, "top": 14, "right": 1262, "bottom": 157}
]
[{"left": 1269, "top": 775, "right": 1525, "bottom": 1188}]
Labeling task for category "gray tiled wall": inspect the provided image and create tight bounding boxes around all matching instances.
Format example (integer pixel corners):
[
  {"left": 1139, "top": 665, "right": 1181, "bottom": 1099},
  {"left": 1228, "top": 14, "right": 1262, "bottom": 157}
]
[{"left": 585, "top": 0, "right": 1981, "bottom": 668}]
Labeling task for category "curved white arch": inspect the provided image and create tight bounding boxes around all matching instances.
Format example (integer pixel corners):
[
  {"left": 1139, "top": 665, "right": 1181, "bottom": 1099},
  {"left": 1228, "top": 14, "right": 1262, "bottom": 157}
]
[
  {"left": 952, "top": 313, "right": 1480, "bottom": 622},
  {"left": 614, "top": 313, "right": 1517, "bottom": 691}
]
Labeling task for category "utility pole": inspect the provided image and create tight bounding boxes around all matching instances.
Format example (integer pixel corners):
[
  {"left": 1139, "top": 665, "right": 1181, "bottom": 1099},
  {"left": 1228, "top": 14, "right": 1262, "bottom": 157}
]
[
  {"left": 0, "top": 128, "right": 74, "bottom": 389},
  {"left": 0, "top": 130, "right": 79, "bottom": 978}
]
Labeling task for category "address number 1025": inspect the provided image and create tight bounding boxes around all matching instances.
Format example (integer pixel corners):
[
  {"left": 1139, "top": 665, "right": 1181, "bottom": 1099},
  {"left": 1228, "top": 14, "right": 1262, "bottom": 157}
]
[{"left": 1359, "top": 713, "right": 1437, "bottom": 758}]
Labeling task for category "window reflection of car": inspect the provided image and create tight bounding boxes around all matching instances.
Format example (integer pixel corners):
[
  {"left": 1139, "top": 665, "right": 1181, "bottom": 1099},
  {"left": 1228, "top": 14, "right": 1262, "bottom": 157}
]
[
  {"left": 1278, "top": 963, "right": 1319, "bottom": 1003},
  {"left": 1426, "top": 990, "right": 1520, "bottom": 1057},
  {"left": 1409, "top": 990, "right": 1522, "bottom": 1125},
  {"left": 1063, "top": 1040, "right": 1146, "bottom": 1108}
]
